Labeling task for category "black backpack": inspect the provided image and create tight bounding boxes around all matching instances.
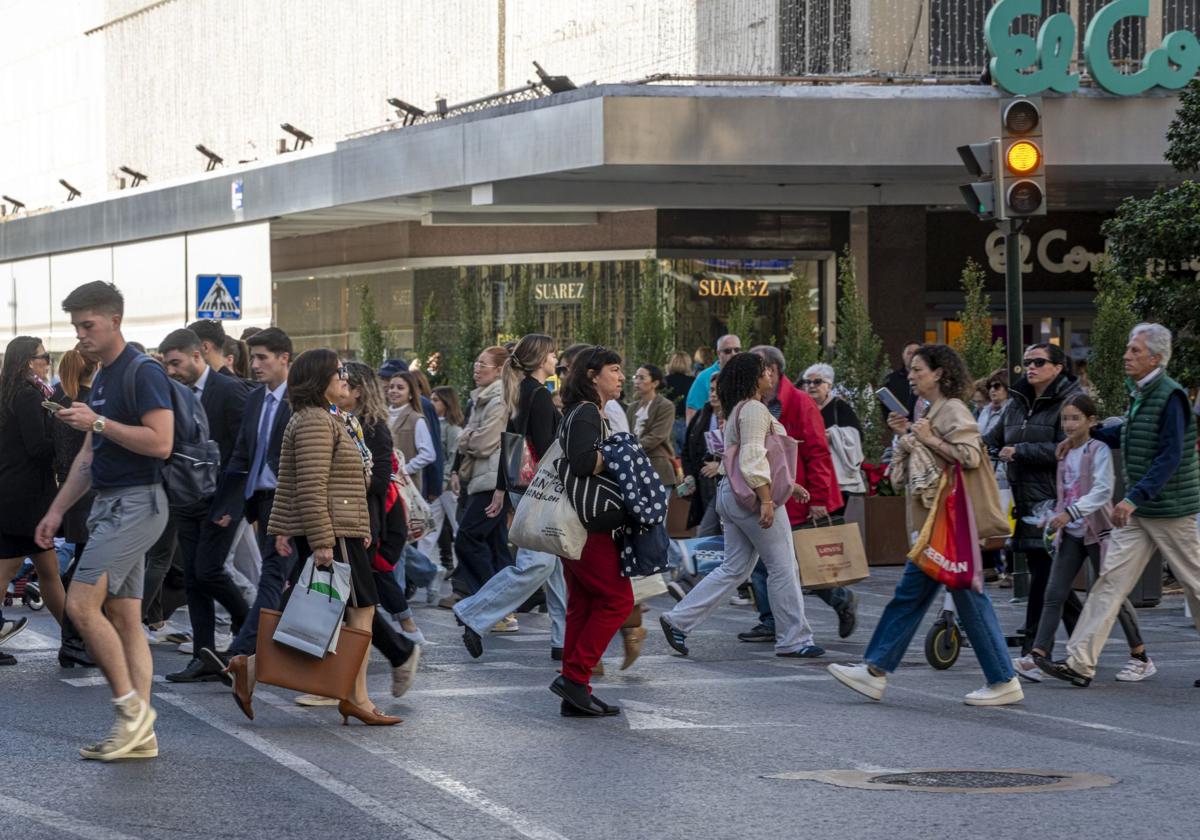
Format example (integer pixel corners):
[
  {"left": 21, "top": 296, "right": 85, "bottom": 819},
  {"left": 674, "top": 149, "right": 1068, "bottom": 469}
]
[{"left": 124, "top": 354, "right": 221, "bottom": 508}]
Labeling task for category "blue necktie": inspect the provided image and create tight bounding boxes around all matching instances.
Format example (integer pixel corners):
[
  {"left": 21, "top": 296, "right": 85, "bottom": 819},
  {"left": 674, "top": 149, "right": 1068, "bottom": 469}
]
[{"left": 245, "top": 393, "right": 275, "bottom": 499}]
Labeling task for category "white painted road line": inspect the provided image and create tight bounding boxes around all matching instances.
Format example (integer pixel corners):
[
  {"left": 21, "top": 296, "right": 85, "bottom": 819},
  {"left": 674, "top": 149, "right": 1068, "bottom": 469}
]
[
  {"left": 157, "top": 692, "right": 446, "bottom": 840},
  {"left": 0, "top": 793, "right": 143, "bottom": 840}
]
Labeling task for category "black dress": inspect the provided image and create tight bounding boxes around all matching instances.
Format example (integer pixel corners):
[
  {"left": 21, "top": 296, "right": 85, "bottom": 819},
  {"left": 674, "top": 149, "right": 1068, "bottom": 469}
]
[
  {"left": 0, "top": 381, "right": 57, "bottom": 556},
  {"left": 51, "top": 383, "right": 95, "bottom": 546}
]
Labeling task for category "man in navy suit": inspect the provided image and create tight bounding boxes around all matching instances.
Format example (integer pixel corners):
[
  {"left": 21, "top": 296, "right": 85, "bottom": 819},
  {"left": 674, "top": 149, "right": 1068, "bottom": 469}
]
[
  {"left": 203, "top": 327, "right": 293, "bottom": 664},
  {"left": 157, "top": 329, "right": 251, "bottom": 682}
]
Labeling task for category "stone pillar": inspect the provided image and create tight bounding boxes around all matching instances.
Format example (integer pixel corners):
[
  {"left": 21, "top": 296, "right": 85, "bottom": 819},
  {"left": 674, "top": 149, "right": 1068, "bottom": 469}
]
[{"left": 865, "top": 206, "right": 927, "bottom": 369}]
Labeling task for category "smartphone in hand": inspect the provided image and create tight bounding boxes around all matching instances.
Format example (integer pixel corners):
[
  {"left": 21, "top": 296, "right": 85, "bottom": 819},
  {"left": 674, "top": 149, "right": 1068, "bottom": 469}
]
[
  {"left": 875, "top": 387, "right": 909, "bottom": 417},
  {"left": 42, "top": 400, "right": 65, "bottom": 414}
]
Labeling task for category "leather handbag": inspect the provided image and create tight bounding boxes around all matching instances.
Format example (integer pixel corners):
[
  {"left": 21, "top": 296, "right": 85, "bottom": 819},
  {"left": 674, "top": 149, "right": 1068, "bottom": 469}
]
[
  {"left": 501, "top": 399, "right": 538, "bottom": 495},
  {"left": 255, "top": 608, "right": 371, "bottom": 702},
  {"left": 723, "top": 402, "right": 798, "bottom": 511}
]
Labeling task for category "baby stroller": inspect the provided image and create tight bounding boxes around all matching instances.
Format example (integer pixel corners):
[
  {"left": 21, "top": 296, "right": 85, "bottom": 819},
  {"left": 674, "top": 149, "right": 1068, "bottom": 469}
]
[{"left": 3, "top": 559, "right": 44, "bottom": 611}]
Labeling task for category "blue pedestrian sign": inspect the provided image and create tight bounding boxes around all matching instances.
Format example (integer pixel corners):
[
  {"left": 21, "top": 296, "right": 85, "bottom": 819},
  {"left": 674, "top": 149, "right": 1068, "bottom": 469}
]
[{"left": 196, "top": 274, "right": 242, "bottom": 320}]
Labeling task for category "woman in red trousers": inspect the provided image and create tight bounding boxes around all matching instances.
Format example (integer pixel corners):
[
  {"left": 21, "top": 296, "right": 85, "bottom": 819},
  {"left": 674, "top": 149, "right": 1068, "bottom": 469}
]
[{"left": 551, "top": 345, "right": 633, "bottom": 717}]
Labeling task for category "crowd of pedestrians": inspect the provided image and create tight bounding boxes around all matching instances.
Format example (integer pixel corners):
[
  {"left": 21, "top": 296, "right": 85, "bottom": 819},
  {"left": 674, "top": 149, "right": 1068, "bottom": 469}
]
[{"left": 4, "top": 278, "right": 1200, "bottom": 759}]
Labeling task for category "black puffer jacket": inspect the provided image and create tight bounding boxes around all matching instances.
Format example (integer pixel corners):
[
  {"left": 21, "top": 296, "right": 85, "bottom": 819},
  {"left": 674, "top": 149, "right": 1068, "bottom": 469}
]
[{"left": 983, "top": 372, "right": 1081, "bottom": 546}]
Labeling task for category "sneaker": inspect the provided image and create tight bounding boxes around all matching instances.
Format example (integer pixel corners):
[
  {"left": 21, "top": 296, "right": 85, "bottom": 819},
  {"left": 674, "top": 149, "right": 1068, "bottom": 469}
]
[
  {"left": 777, "top": 644, "right": 825, "bottom": 658},
  {"left": 729, "top": 593, "right": 752, "bottom": 606},
  {"left": 492, "top": 614, "right": 519, "bottom": 633},
  {"left": 1012, "top": 654, "right": 1045, "bottom": 683},
  {"left": 425, "top": 569, "right": 446, "bottom": 605},
  {"left": 80, "top": 695, "right": 156, "bottom": 761},
  {"left": 1115, "top": 656, "right": 1157, "bottom": 682},
  {"left": 164, "top": 630, "right": 192, "bottom": 645},
  {"left": 392, "top": 646, "right": 421, "bottom": 698},
  {"left": 126, "top": 731, "right": 158, "bottom": 760},
  {"left": 399, "top": 626, "right": 427, "bottom": 645},
  {"left": 294, "top": 694, "right": 339, "bottom": 707},
  {"left": 737, "top": 623, "right": 776, "bottom": 643},
  {"left": 0, "top": 616, "right": 28, "bottom": 646},
  {"left": 837, "top": 591, "right": 858, "bottom": 639},
  {"left": 828, "top": 663, "right": 886, "bottom": 701},
  {"left": 659, "top": 615, "right": 689, "bottom": 656},
  {"left": 964, "top": 677, "right": 1024, "bottom": 706},
  {"left": 461, "top": 626, "right": 484, "bottom": 659},
  {"left": 177, "top": 641, "right": 194, "bottom": 654}
]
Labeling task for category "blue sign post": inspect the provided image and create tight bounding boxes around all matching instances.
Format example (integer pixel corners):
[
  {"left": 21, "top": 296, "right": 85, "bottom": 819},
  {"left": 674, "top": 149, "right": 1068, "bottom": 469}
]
[{"left": 196, "top": 274, "right": 242, "bottom": 320}]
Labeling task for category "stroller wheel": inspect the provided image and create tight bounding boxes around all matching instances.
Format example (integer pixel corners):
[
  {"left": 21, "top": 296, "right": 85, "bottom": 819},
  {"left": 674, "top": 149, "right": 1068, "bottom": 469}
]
[
  {"left": 24, "top": 581, "right": 44, "bottom": 611},
  {"left": 924, "top": 614, "right": 962, "bottom": 670}
]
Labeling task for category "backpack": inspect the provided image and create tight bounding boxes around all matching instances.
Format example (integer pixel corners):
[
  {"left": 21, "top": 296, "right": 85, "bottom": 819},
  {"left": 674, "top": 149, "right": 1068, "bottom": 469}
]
[{"left": 124, "top": 354, "right": 221, "bottom": 509}]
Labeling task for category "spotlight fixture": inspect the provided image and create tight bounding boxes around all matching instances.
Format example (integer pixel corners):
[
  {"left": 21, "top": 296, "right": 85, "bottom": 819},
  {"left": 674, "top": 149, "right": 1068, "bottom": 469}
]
[
  {"left": 2, "top": 194, "right": 25, "bottom": 213},
  {"left": 118, "top": 166, "right": 147, "bottom": 187},
  {"left": 196, "top": 144, "right": 224, "bottom": 171},
  {"left": 387, "top": 97, "right": 426, "bottom": 126},
  {"left": 59, "top": 179, "right": 82, "bottom": 201},
  {"left": 533, "top": 61, "right": 576, "bottom": 93},
  {"left": 280, "top": 123, "right": 313, "bottom": 151}
]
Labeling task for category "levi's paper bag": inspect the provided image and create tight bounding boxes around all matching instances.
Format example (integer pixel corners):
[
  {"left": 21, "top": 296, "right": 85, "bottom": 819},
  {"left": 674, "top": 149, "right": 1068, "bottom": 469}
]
[{"left": 793, "top": 521, "right": 870, "bottom": 591}]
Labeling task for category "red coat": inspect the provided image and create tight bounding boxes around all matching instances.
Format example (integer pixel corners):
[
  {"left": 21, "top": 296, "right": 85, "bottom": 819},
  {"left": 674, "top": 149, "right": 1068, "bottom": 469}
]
[{"left": 776, "top": 377, "right": 843, "bottom": 526}]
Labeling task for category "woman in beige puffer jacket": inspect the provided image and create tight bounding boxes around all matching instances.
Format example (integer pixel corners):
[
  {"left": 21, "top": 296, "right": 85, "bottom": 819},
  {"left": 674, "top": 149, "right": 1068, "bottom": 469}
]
[{"left": 449, "top": 346, "right": 511, "bottom": 604}]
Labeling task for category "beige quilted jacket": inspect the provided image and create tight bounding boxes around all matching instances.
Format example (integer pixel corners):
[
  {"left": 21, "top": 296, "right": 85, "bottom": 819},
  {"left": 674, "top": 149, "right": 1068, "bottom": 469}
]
[{"left": 268, "top": 407, "right": 370, "bottom": 548}]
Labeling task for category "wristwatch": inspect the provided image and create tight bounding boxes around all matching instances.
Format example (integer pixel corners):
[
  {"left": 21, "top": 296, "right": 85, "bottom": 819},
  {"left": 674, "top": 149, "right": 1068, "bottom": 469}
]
[{"left": 92, "top": 417, "right": 107, "bottom": 435}]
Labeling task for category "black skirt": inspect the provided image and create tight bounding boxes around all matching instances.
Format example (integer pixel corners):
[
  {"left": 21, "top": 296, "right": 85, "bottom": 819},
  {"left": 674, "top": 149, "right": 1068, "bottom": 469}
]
[
  {"left": 0, "top": 530, "right": 44, "bottom": 559},
  {"left": 287, "top": 534, "right": 379, "bottom": 608}
]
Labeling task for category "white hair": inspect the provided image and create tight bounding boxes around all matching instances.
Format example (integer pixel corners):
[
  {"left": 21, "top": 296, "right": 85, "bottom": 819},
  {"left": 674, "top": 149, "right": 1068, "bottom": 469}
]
[
  {"left": 804, "top": 362, "right": 835, "bottom": 384},
  {"left": 716, "top": 334, "right": 740, "bottom": 350},
  {"left": 1130, "top": 323, "right": 1172, "bottom": 369}
]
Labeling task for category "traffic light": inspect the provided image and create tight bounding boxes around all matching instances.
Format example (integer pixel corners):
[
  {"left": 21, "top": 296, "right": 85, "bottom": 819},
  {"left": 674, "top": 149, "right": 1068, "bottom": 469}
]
[
  {"left": 957, "top": 139, "right": 1001, "bottom": 221},
  {"left": 1000, "top": 97, "right": 1046, "bottom": 217}
]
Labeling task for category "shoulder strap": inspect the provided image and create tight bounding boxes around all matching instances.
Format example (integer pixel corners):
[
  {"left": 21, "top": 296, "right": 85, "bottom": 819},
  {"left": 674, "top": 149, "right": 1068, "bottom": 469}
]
[{"left": 122, "top": 353, "right": 151, "bottom": 415}]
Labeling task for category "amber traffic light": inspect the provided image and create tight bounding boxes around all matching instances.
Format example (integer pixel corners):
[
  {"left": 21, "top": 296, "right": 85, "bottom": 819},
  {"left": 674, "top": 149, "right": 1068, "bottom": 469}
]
[{"left": 1000, "top": 97, "right": 1046, "bottom": 217}]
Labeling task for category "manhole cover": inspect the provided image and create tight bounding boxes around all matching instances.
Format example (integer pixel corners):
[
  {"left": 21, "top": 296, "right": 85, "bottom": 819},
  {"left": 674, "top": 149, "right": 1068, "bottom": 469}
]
[
  {"left": 764, "top": 769, "right": 1117, "bottom": 794},
  {"left": 870, "top": 771, "right": 1059, "bottom": 789}
]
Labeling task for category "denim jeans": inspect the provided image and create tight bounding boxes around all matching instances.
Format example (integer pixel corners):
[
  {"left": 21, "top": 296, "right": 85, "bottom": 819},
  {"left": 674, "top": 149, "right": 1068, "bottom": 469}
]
[
  {"left": 864, "top": 560, "right": 1014, "bottom": 684},
  {"left": 453, "top": 547, "right": 568, "bottom": 647}
]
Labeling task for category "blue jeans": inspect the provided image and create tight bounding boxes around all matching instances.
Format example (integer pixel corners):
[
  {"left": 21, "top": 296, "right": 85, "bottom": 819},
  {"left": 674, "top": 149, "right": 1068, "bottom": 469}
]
[
  {"left": 453, "top": 547, "right": 568, "bottom": 647},
  {"left": 751, "top": 562, "right": 852, "bottom": 630},
  {"left": 864, "top": 560, "right": 1014, "bottom": 684},
  {"left": 672, "top": 417, "right": 687, "bottom": 458}
]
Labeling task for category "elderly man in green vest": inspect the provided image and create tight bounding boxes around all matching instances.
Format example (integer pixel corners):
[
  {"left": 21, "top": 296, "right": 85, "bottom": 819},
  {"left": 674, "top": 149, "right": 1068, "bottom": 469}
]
[{"left": 1038, "top": 323, "right": 1200, "bottom": 687}]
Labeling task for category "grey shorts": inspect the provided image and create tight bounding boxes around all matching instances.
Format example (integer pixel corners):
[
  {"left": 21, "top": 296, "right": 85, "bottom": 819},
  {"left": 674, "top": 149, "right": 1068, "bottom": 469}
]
[{"left": 74, "top": 484, "right": 168, "bottom": 600}]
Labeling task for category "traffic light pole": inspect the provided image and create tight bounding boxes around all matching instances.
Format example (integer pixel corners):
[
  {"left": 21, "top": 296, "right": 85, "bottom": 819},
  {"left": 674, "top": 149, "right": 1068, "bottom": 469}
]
[{"left": 999, "top": 217, "right": 1030, "bottom": 605}]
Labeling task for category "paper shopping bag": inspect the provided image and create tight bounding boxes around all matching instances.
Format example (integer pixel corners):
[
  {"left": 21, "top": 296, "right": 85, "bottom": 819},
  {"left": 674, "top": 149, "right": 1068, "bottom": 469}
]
[
  {"left": 908, "top": 463, "right": 983, "bottom": 592},
  {"left": 793, "top": 521, "right": 870, "bottom": 590}
]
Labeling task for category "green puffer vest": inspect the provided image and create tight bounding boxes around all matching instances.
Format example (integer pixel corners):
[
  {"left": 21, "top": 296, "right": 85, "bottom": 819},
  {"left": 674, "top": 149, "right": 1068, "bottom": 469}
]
[{"left": 1120, "top": 372, "right": 1200, "bottom": 519}]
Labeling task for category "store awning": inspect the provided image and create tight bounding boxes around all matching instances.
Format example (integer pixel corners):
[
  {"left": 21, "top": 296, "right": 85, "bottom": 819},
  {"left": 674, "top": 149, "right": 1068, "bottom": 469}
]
[{"left": 0, "top": 83, "right": 1184, "bottom": 261}]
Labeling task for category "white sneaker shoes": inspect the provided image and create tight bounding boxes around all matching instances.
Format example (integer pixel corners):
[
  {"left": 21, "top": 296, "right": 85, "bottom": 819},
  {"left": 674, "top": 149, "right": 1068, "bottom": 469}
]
[
  {"left": 1012, "top": 654, "right": 1045, "bottom": 683},
  {"left": 964, "top": 677, "right": 1024, "bottom": 706},
  {"left": 828, "top": 663, "right": 886, "bottom": 701},
  {"left": 1115, "top": 656, "right": 1157, "bottom": 682}
]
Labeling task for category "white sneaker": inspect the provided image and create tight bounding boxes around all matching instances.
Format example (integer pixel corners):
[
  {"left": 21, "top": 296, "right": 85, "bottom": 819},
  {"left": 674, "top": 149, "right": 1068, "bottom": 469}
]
[
  {"left": 828, "top": 663, "right": 886, "bottom": 701},
  {"left": 177, "top": 641, "right": 194, "bottom": 654},
  {"left": 0, "top": 617, "right": 29, "bottom": 646},
  {"left": 1115, "top": 656, "right": 1157, "bottom": 682},
  {"left": 729, "top": 594, "right": 752, "bottom": 606},
  {"left": 964, "top": 677, "right": 1024, "bottom": 706},
  {"left": 1012, "top": 654, "right": 1045, "bottom": 683}
]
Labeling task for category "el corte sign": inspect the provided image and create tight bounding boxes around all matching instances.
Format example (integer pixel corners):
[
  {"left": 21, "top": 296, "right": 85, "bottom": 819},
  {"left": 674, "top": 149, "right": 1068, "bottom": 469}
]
[{"left": 987, "top": 0, "right": 1200, "bottom": 96}]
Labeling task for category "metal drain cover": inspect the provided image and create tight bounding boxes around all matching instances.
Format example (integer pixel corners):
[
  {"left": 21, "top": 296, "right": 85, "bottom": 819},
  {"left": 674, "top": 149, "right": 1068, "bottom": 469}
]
[
  {"left": 765, "top": 769, "right": 1117, "bottom": 794},
  {"left": 871, "top": 771, "right": 1059, "bottom": 789}
]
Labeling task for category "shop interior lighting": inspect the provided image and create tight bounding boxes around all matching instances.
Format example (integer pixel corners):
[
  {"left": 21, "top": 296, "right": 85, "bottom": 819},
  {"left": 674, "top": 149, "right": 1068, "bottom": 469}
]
[
  {"left": 118, "top": 166, "right": 147, "bottom": 187},
  {"left": 196, "top": 144, "right": 224, "bottom": 171},
  {"left": 387, "top": 98, "right": 426, "bottom": 126},
  {"left": 1006, "top": 141, "right": 1041, "bottom": 175},
  {"left": 59, "top": 179, "right": 82, "bottom": 201},
  {"left": 280, "top": 123, "right": 313, "bottom": 151}
]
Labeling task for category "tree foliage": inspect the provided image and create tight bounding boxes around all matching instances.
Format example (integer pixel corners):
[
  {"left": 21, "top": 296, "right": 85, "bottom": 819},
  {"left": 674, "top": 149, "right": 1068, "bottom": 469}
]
[
  {"left": 507, "top": 273, "right": 541, "bottom": 339},
  {"left": 1102, "top": 79, "right": 1200, "bottom": 384},
  {"left": 782, "top": 265, "right": 822, "bottom": 379},
  {"left": 415, "top": 291, "right": 440, "bottom": 368},
  {"left": 357, "top": 284, "right": 386, "bottom": 370},
  {"left": 726, "top": 294, "right": 758, "bottom": 349},
  {"left": 1089, "top": 259, "right": 1139, "bottom": 419},
  {"left": 627, "top": 258, "right": 675, "bottom": 368},
  {"left": 952, "top": 258, "right": 1006, "bottom": 381},
  {"left": 830, "top": 249, "right": 888, "bottom": 462},
  {"left": 449, "top": 275, "right": 486, "bottom": 399},
  {"left": 577, "top": 281, "right": 609, "bottom": 347}
]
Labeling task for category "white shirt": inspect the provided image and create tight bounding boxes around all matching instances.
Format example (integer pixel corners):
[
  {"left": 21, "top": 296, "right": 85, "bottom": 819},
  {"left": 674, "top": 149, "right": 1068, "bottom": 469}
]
[
  {"left": 605, "top": 400, "right": 630, "bottom": 435},
  {"left": 192, "top": 365, "right": 211, "bottom": 397},
  {"left": 252, "top": 381, "right": 288, "bottom": 493}
]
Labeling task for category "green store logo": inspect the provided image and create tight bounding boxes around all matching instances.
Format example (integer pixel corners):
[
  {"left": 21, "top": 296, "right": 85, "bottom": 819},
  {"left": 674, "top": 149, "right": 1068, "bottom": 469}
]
[{"left": 986, "top": 0, "right": 1200, "bottom": 96}]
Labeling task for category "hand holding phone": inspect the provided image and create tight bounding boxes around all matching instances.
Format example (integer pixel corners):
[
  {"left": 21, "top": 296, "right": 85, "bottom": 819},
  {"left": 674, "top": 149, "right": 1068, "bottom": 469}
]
[
  {"left": 42, "top": 400, "right": 64, "bottom": 414},
  {"left": 875, "top": 387, "right": 909, "bottom": 418}
]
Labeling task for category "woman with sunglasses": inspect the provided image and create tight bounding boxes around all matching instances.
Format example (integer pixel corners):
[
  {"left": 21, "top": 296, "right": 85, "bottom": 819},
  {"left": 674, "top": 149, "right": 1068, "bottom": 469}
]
[
  {"left": 982, "top": 343, "right": 1081, "bottom": 674},
  {"left": 800, "top": 362, "right": 866, "bottom": 502},
  {"left": 450, "top": 346, "right": 513, "bottom": 605},
  {"left": 0, "top": 337, "right": 68, "bottom": 663}
]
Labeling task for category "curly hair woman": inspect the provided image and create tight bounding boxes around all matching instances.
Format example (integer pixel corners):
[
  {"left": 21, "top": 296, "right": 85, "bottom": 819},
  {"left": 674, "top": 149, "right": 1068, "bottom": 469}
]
[
  {"left": 660, "top": 352, "right": 822, "bottom": 659},
  {"left": 829, "top": 344, "right": 1021, "bottom": 707}
]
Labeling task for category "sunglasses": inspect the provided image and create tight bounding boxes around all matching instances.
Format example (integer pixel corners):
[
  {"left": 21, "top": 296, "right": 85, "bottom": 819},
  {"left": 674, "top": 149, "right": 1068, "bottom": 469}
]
[
  {"left": 719, "top": 347, "right": 742, "bottom": 355},
  {"left": 336, "top": 365, "right": 348, "bottom": 380},
  {"left": 31, "top": 353, "right": 51, "bottom": 362},
  {"left": 1023, "top": 358, "right": 1052, "bottom": 368},
  {"left": 800, "top": 379, "right": 826, "bottom": 387},
  {"left": 988, "top": 382, "right": 1007, "bottom": 390}
]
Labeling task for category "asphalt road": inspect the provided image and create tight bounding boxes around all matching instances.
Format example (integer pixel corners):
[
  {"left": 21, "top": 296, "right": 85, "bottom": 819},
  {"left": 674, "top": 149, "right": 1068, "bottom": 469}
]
[{"left": 4, "top": 566, "right": 1200, "bottom": 840}]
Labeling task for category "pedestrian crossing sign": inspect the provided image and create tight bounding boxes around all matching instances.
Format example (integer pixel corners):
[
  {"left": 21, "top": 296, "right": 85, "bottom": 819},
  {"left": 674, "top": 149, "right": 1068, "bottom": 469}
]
[{"left": 196, "top": 274, "right": 242, "bottom": 320}]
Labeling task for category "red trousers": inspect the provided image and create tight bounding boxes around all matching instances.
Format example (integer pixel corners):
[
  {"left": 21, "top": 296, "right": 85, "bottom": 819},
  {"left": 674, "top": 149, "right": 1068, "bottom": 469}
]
[{"left": 561, "top": 532, "right": 634, "bottom": 688}]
